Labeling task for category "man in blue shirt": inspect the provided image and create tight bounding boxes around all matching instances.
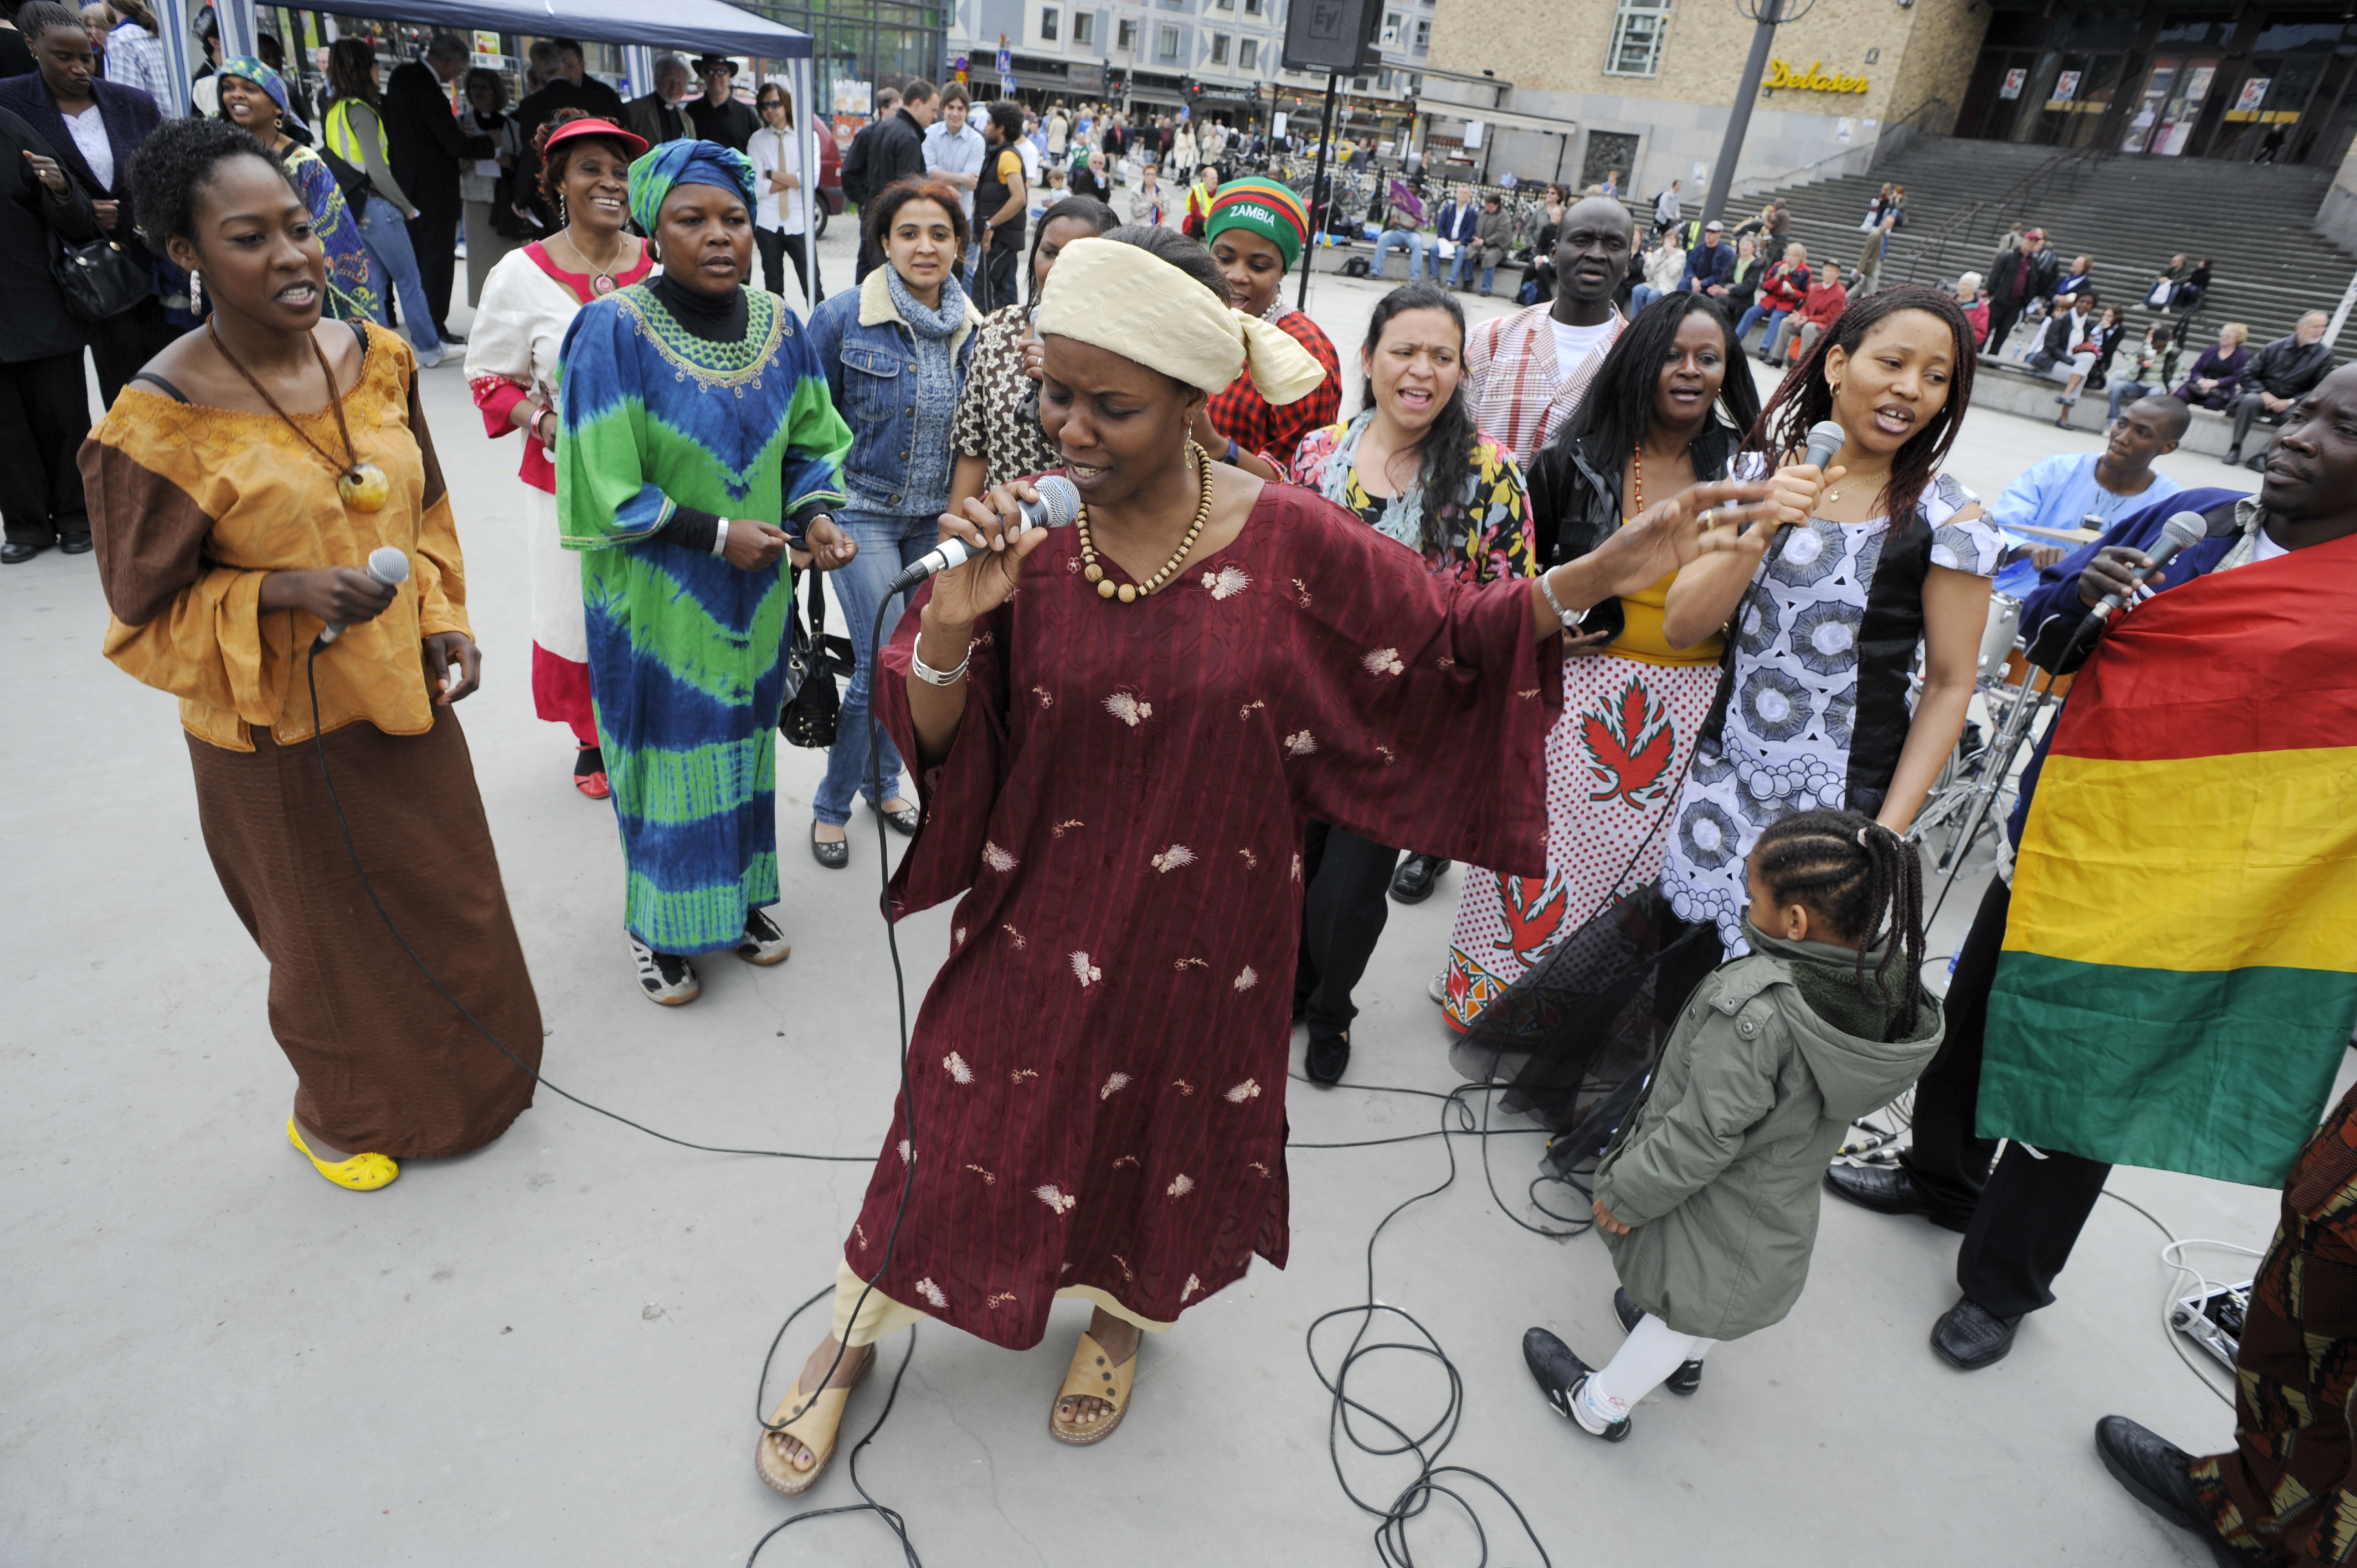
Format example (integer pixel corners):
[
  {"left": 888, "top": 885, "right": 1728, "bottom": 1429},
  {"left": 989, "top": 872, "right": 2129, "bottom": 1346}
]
[
  {"left": 923, "top": 85, "right": 986, "bottom": 287},
  {"left": 1827, "top": 364, "right": 2357, "bottom": 1385},
  {"left": 1985, "top": 396, "right": 2189, "bottom": 564},
  {"left": 1680, "top": 219, "right": 1734, "bottom": 293}
]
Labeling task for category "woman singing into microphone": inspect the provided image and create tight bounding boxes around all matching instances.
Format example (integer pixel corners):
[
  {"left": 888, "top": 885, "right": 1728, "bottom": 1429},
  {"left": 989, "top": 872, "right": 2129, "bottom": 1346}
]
[{"left": 755, "top": 225, "right": 1781, "bottom": 1492}]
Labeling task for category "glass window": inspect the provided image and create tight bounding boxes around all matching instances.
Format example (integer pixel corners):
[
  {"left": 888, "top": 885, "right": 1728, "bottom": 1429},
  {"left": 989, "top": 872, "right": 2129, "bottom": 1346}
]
[
  {"left": 1216, "top": 0, "right": 1233, "bottom": 9},
  {"left": 1245, "top": 0, "right": 1263, "bottom": 13},
  {"left": 1041, "top": 6, "right": 1058, "bottom": 40},
  {"left": 1413, "top": 18, "right": 1429, "bottom": 49},
  {"left": 1240, "top": 37, "right": 1257, "bottom": 68},
  {"left": 2154, "top": 17, "right": 2236, "bottom": 49},
  {"left": 1605, "top": 0, "right": 1671, "bottom": 78},
  {"left": 2254, "top": 19, "right": 2349, "bottom": 55},
  {"left": 1211, "top": 32, "right": 1228, "bottom": 61},
  {"left": 1118, "top": 17, "right": 1136, "bottom": 49},
  {"left": 1158, "top": 22, "right": 1179, "bottom": 59},
  {"left": 1073, "top": 9, "right": 1093, "bottom": 43}
]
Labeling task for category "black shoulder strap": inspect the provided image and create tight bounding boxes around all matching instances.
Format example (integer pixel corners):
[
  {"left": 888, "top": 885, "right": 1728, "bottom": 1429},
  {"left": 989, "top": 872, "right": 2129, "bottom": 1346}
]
[
  {"left": 129, "top": 372, "right": 190, "bottom": 403},
  {"left": 349, "top": 318, "right": 370, "bottom": 355}
]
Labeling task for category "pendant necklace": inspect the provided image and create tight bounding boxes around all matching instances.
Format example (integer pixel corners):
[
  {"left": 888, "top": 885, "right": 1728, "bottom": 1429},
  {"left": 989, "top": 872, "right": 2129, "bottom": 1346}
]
[
  {"left": 1078, "top": 439, "right": 1216, "bottom": 602},
  {"left": 207, "top": 322, "right": 390, "bottom": 510},
  {"left": 562, "top": 229, "right": 628, "bottom": 296}
]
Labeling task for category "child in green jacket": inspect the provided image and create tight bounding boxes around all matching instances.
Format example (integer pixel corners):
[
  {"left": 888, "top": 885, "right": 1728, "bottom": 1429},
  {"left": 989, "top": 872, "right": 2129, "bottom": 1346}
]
[{"left": 1524, "top": 808, "right": 1946, "bottom": 1440}]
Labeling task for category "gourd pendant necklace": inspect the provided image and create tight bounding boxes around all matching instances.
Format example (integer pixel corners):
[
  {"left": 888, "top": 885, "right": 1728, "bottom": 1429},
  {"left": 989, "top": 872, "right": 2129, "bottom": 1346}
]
[
  {"left": 208, "top": 321, "right": 389, "bottom": 510},
  {"left": 1077, "top": 438, "right": 1216, "bottom": 602}
]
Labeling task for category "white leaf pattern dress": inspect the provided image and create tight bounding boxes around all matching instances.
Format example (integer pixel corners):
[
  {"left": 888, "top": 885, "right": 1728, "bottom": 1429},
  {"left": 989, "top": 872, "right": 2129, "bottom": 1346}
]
[{"left": 1661, "top": 466, "right": 2002, "bottom": 952}]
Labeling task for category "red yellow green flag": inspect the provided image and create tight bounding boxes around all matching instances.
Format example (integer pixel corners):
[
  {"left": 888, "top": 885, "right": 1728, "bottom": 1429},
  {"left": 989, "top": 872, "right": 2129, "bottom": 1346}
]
[{"left": 1979, "top": 533, "right": 2357, "bottom": 1187}]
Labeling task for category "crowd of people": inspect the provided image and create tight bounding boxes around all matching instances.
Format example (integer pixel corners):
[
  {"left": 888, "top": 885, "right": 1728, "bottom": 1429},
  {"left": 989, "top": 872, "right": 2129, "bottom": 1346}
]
[{"left": 13, "top": 18, "right": 2357, "bottom": 1555}]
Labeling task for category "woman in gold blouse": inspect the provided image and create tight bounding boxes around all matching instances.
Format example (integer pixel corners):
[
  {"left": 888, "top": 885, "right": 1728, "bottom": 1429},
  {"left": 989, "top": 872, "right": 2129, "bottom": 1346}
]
[{"left": 83, "top": 118, "right": 543, "bottom": 1192}]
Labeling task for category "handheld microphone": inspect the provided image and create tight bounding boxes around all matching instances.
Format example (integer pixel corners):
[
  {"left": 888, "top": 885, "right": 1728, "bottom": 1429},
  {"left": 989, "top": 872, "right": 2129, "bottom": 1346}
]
[
  {"left": 317, "top": 545, "right": 410, "bottom": 646},
  {"left": 2073, "top": 508, "right": 2206, "bottom": 637},
  {"left": 886, "top": 475, "right": 1082, "bottom": 595},
  {"left": 1802, "top": 419, "right": 1846, "bottom": 475}
]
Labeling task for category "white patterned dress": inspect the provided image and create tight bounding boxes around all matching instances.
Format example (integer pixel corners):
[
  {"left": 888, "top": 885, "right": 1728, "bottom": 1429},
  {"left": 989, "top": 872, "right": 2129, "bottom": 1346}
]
[{"left": 1661, "top": 468, "right": 2004, "bottom": 952}]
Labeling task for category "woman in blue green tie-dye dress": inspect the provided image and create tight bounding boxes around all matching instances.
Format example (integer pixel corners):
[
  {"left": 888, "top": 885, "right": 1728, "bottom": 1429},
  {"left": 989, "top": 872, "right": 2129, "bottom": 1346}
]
[{"left": 557, "top": 141, "right": 856, "bottom": 1004}]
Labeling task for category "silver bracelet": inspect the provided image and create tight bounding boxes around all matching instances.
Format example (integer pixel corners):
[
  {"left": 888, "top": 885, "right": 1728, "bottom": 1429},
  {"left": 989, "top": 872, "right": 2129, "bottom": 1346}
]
[
  {"left": 1537, "top": 566, "right": 1587, "bottom": 628},
  {"left": 710, "top": 517, "right": 730, "bottom": 558},
  {"left": 910, "top": 638, "right": 973, "bottom": 687}
]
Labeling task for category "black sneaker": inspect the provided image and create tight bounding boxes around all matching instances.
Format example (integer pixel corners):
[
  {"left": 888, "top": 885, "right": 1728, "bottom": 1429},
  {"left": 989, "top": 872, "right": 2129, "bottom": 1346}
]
[
  {"left": 629, "top": 935, "right": 700, "bottom": 1005},
  {"left": 1521, "top": 1327, "right": 1632, "bottom": 1441},
  {"left": 737, "top": 907, "right": 792, "bottom": 966},
  {"left": 1612, "top": 1287, "right": 1702, "bottom": 1394},
  {"left": 1305, "top": 1025, "right": 1350, "bottom": 1086}
]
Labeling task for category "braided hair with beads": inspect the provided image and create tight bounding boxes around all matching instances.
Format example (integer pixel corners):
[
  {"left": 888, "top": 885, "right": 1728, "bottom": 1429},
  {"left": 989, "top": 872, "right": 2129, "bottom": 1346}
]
[{"left": 1752, "top": 807, "right": 1926, "bottom": 1036}]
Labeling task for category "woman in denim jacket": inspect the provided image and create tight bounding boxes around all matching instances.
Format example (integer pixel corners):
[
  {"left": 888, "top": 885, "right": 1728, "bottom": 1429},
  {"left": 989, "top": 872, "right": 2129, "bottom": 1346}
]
[{"left": 804, "top": 177, "right": 982, "bottom": 867}]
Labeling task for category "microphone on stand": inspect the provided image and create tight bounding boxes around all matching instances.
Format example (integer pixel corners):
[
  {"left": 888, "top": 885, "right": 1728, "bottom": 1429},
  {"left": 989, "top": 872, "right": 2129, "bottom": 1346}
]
[
  {"left": 316, "top": 545, "right": 410, "bottom": 648},
  {"left": 888, "top": 476, "right": 1083, "bottom": 595},
  {"left": 2067, "top": 508, "right": 2207, "bottom": 645}
]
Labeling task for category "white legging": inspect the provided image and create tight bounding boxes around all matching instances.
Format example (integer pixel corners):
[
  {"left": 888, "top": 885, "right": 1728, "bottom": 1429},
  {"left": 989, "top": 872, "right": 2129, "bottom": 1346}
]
[{"left": 1576, "top": 1312, "right": 1717, "bottom": 1430}]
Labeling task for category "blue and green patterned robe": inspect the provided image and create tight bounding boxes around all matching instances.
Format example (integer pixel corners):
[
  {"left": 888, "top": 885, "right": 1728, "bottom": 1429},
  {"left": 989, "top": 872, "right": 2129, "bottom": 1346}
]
[{"left": 556, "top": 283, "right": 851, "bottom": 953}]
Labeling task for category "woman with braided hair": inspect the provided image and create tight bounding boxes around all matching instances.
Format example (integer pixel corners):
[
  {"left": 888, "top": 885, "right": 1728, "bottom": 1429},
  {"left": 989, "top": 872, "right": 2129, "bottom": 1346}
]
[{"left": 1522, "top": 808, "right": 1943, "bottom": 1442}]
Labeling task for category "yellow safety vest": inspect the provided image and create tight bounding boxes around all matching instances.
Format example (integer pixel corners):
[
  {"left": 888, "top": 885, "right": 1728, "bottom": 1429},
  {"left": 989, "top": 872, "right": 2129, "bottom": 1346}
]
[{"left": 322, "top": 97, "right": 389, "bottom": 172}]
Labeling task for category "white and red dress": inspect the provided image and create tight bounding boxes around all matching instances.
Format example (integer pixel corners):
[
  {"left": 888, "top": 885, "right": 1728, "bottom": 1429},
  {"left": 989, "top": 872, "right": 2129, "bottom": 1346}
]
[{"left": 465, "top": 239, "right": 655, "bottom": 746}]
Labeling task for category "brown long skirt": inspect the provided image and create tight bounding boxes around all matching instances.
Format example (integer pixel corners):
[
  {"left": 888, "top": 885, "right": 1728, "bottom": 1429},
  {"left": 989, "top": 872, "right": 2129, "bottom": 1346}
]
[{"left": 188, "top": 708, "right": 542, "bottom": 1158}]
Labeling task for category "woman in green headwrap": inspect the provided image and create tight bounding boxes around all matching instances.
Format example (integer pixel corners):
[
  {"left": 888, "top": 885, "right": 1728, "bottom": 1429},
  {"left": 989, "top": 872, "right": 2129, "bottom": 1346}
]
[
  {"left": 1196, "top": 176, "right": 1341, "bottom": 481},
  {"left": 555, "top": 140, "right": 856, "bottom": 1005},
  {"left": 213, "top": 54, "right": 380, "bottom": 322}
]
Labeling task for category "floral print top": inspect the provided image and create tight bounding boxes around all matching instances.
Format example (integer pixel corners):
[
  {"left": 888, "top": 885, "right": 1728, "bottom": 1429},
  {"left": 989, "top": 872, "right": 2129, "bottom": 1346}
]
[
  {"left": 1660, "top": 463, "right": 2004, "bottom": 954},
  {"left": 1286, "top": 411, "right": 1538, "bottom": 585}
]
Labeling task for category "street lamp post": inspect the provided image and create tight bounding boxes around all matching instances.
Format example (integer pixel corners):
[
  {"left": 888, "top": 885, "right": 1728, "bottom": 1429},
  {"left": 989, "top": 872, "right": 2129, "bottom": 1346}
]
[{"left": 1700, "top": 0, "right": 1814, "bottom": 228}]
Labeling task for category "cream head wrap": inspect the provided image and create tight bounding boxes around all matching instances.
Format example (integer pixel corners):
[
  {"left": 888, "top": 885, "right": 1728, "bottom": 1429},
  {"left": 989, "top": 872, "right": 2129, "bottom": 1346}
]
[{"left": 1032, "top": 236, "right": 1327, "bottom": 406}]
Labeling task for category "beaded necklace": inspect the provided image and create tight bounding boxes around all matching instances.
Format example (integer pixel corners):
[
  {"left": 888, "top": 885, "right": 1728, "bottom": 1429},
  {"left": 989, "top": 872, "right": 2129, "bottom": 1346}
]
[{"left": 1077, "top": 439, "right": 1216, "bottom": 602}]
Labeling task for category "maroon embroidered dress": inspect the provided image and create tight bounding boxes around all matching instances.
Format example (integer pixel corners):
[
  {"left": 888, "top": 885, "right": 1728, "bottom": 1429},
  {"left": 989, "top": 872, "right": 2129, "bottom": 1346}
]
[{"left": 851, "top": 483, "right": 1562, "bottom": 1349}]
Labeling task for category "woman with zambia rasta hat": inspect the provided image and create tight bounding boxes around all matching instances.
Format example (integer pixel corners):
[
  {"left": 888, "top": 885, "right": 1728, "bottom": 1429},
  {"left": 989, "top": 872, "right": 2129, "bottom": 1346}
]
[
  {"left": 752, "top": 225, "right": 1782, "bottom": 1493},
  {"left": 83, "top": 118, "right": 544, "bottom": 1192},
  {"left": 465, "top": 110, "right": 652, "bottom": 802},
  {"left": 555, "top": 140, "right": 856, "bottom": 1006},
  {"left": 1193, "top": 177, "right": 1342, "bottom": 478}
]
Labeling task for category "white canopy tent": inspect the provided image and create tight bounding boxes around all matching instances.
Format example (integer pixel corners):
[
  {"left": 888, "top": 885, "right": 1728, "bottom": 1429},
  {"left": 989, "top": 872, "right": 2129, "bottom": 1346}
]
[{"left": 158, "top": 0, "right": 821, "bottom": 312}]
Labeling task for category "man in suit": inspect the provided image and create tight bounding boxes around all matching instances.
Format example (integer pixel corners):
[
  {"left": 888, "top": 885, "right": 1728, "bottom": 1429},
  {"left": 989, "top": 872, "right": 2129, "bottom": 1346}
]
[
  {"left": 0, "top": 0, "right": 170, "bottom": 404},
  {"left": 0, "top": 104, "right": 96, "bottom": 563},
  {"left": 554, "top": 38, "right": 625, "bottom": 121},
  {"left": 384, "top": 32, "right": 491, "bottom": 346},
  {"left": 621, "top": 54, "right": 692, "bottom": 149}
]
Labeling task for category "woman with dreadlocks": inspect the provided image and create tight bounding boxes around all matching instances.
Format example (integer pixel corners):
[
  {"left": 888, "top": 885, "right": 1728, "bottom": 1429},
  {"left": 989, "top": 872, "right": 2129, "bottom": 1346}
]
[{"left": 1521, "top": 808, "right": 1943, "bottom": 1442}]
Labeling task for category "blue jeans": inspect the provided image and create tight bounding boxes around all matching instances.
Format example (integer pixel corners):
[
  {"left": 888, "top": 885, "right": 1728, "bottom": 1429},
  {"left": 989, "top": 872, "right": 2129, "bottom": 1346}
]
[
  {"left": 1734, "top": 303, "right": 1786, "bottom": 349},
  {"left": 812, "top": 508, "right": 943, "bottom": 826},
  {"left": 356, "top": 198, "right": 442, "bottom": 357},
  {"left": 2106, "top": 379, "right": 2157, "bottom": 422},
  {"left": 1629, "top": 283, "right": 1661, "bottom": 315},
  {"left": 1373, "top": 229, "right": 1428, "bottom": 281}
]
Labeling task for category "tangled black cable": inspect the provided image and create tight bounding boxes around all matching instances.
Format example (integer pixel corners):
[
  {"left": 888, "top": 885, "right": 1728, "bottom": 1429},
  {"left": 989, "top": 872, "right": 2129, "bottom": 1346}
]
[{"left": 1305, "top": 1077, "right": 1583, "bottom": 1567}]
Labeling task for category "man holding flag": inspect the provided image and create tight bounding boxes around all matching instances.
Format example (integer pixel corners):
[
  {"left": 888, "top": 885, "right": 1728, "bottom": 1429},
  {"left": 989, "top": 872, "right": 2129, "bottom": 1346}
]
[{"left": 1828, "top": 364, "right": 2357, "bottom": 1405}]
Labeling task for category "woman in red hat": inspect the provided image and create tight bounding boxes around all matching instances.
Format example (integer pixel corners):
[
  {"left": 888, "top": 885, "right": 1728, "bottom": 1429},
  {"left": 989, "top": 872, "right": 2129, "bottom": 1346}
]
[{"left": 464, "top": 109, "right": 653, "bottom": 800}]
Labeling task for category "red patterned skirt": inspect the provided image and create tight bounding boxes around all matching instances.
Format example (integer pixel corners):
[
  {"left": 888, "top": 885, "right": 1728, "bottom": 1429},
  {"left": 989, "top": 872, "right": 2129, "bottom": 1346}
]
[{"left": 1442, "top": 652, "right": 1721, "bottom": 1033}]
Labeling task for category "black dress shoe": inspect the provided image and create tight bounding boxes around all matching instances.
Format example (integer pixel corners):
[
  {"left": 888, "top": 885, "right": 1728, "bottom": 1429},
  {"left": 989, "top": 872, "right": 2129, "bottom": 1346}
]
[
  {"left": 2221, "top": 448, "right": 2242, "bottom": 465},
  {"left": 1389, "top": 853, "right": 1449, "bottom": 904},
  {"left": 1305, "top": 1026, "right": 1350, "bottom": 1086},
  {"left": 1931, "top": 1296, "right": 2022, "bottom": 1370},
  {"left": 0, "top": 540, "right": 41, "bottom": 564},
  {"left": 2094, "top": 1416, "right": 2262, "bottom": 1567},
  {"left": 809, "top": 823, "right": 850, "bottom": 869},
  {"left": 869, "top": 799, "right": 920, "bottom": 836},
  {"left": 1823, "top": 1162, "right": 1970, "bottom": 1232},
  {"left": 57, "top": 530, "right": 92, "bottom": 555},
  {"left": 1612, "top": 1288, "right": 1702, "bottom": 1394},
  {"left": 1521, "top": 1327, "right": 1632, "bottom": 1441}
]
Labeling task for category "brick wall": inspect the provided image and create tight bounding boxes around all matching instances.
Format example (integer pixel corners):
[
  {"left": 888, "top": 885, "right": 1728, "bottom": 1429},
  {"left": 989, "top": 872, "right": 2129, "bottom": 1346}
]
[{"left": 1879, "top": 0, "right": 1991, "bottom": 135}]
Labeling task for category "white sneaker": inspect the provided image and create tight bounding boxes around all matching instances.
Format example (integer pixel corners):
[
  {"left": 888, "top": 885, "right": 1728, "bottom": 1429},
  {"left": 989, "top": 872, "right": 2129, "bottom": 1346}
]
[
  {"left": 736, "top": 907, "right": 792, "bottom": 966},
  {"left": 630, "top": 935, "right": 700, "bottom": 1004},
  {"left": 414, "top": 342, "right": 447, "bottom": 368},
  {"left": 1428, "top": 972, "right": 1449, "bottom": 1006}
]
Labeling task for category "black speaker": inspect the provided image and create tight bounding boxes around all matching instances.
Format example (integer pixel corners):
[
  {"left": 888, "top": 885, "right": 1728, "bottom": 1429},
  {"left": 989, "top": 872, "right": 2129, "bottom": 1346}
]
[{"left": 1282, "top": 0, "right": 1384, "bottom": 75}]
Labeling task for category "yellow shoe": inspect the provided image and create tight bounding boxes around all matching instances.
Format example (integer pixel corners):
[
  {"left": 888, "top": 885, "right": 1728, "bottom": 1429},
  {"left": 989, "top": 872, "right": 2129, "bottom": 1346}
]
[{"left": 286, "top": 1118, "right": 399, "bottom": 1191}]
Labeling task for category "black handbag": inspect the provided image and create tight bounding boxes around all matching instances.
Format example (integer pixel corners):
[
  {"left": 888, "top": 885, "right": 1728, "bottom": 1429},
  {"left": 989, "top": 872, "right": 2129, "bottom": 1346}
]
[
  {"left": 50, "top": 230, "right": 149, "bottom": 322},
  {"left": 780, "top": 566, "right": 855, "bottom": 749}
]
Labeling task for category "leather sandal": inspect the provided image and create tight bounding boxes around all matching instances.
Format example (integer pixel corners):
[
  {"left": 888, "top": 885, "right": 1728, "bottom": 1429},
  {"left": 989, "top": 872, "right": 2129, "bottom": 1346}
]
[
  {"left": 755, "top": 1366, "right": 862, "bottom": 1497},
  {"left": 1049, "top": 1330, "right": 1137, "bottom": 1447}
]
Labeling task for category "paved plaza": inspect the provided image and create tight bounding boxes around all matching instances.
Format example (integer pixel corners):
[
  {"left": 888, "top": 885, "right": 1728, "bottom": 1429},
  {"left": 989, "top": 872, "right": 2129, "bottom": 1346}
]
[{"left": 2, "top": 228, "right": 2292, "bottom": 1565}]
